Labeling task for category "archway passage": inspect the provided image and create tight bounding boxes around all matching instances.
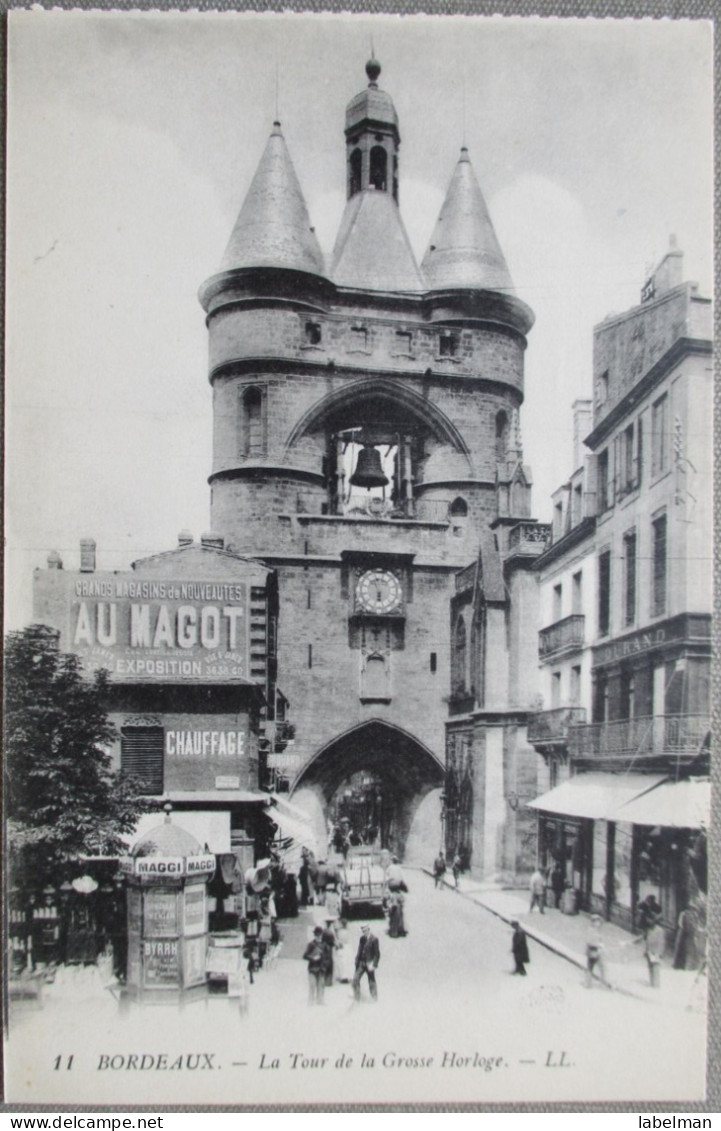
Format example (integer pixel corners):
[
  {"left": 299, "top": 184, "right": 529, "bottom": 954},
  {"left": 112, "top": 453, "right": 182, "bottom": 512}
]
[{"left": 292, "top": 720, "right": 444, "bottom": 861}]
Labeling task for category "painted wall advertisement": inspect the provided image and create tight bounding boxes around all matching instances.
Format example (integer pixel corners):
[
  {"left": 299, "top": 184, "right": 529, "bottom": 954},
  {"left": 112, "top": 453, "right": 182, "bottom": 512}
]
[{"left": 65, "top": 575, "right": 249, "bottom": 682}]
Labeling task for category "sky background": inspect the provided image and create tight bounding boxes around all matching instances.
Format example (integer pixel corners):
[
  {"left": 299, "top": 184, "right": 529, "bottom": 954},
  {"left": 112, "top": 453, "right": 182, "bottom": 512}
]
[{"left": 6, "top": 10, "right": 713, "bottom": 630}]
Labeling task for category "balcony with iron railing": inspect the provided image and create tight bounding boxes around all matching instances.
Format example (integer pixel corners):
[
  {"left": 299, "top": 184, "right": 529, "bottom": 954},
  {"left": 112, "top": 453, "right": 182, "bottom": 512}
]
[
  {"left": 569, "top": 714, "right": 710, "bottom": 763},
  {"left": 538, "top": 614, "right": 585, "bottom": 660},
  {"left": 527, "top": 706, "right": 587, "bottom": 748}
]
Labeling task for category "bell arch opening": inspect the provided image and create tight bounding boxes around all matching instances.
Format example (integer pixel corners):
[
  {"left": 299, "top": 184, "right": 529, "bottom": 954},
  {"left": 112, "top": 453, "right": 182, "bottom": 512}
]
[
  {"left": 291, "top": 720, "right": 443, "bottom": 861},
  {"left": 284, "top": 379, "right": 473, "bottom": 522}
]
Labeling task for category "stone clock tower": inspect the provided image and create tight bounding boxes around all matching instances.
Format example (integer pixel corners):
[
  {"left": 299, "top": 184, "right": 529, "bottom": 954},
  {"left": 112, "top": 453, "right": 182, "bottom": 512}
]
[{"left": 198, "top": 59, "right": 543, "bottom": 873}]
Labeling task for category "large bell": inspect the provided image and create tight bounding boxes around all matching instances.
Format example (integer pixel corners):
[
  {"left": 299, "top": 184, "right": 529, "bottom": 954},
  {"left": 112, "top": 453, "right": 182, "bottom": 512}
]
[{"left": 349, "top": 444, "right": 388, "bottom": 489}]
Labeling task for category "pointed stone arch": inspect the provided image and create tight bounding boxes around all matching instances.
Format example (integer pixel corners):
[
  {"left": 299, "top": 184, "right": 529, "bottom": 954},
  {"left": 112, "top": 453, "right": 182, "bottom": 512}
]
[
  {"left": 283, "top": 377, "right": 473, "bottom": 468},
  {"left": 291, "top": 719, "right": 444, "bottom": 859}
]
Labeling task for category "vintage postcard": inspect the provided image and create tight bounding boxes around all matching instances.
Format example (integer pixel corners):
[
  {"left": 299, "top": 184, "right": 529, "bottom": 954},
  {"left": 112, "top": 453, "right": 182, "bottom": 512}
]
[{"left": 4, "top": 9, "right": 714, "bottom": 1108}]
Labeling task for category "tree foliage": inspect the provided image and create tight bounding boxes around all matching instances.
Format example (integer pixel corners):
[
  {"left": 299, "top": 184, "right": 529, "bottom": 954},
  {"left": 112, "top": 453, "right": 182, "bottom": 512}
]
[{"left": 4, "top": 625, "right": 151, "bottom": 886}]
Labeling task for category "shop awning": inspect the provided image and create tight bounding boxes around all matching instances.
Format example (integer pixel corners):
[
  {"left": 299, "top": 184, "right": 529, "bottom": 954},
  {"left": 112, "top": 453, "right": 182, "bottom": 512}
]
[
  {"left": 151, "top": 790, "right": 269, "bottom": 805},
  {"left": 526, "top": 772, "right": 665, "bottom": 821},
  {"left": 611, "top": 777, "right": 710, "bottom": 829},
  {"left": 129, "top": 809, "right": 231, "bottom": 854},
  {"left": 268, "top": 808, "right": 321, "bottom": 855}
]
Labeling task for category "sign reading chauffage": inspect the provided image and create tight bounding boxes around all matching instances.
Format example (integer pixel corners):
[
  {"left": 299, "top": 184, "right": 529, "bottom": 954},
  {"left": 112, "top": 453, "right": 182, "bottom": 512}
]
[{"left": 70, "top": 578, "right": 249, "bottom": 682}]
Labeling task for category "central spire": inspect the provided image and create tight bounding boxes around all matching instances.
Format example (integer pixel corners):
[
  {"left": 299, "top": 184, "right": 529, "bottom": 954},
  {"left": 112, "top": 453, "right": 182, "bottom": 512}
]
[
  {"left": 331, "top": 58, "right": 423, "bottom": 292},
  {"left": 344, "top": 56, "right": 400, "bottom": 202}
]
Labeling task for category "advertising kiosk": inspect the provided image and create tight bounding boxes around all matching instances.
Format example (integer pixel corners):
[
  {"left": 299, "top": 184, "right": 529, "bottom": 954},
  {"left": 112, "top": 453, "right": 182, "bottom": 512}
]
[{"left": 121, "top": 807, "right": 215, "bottom": 1005}]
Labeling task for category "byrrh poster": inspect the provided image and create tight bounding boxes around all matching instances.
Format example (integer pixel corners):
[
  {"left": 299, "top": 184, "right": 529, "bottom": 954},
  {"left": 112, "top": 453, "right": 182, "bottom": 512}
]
[{"left": 4, "top": 8, "right": 714, "bottom": 1111}]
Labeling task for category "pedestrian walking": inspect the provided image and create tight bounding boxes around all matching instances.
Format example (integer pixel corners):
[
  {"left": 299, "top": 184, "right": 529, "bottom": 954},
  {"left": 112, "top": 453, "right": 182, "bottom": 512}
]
[
  {"left": 550, "top": 862, "right": 565, "bottom": 909},
  {"left": 674, "top": 905, "right": 700, "bottom": 970},
  {"left": 510, "top": 920, "right": 530, "bottom": 975},
  {"left": 637, "top": 893, "right": 662, "bottom": 938},
  {"left": 303, "top": 926, "right": 327, "bottom": 1005},
  {"left": 321, "top": 918, "right": 337, "bottom": 987},
  {"left": 644, "top": 919, "right": 665, "bottom": 988},
  {"left": 585, "top": 913, "right": 608, "bottom": 988},
  {"left": 334, "top": 918, "right": 354, "bottom": 984},
  {"left": 314, "top": 859, "right": 330, "bottom": 906},
  {"left": 433, "top": 851, "right": 447, "bottom": 888},
  {"left": 452, "top": 853, "right": 462, "bottom": 888},
  {"left": 387, "top": 890, "right": 407, "bottom": 938},
  {"left": 352, "top": 923, "right": 380, "bottom": 1002},
  {"left": 529, "top": 868, "right": 545, "bottom": 914}
]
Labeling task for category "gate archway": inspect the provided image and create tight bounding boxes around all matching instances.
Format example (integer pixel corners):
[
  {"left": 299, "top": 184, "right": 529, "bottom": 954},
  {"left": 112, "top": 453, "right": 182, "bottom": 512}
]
[{"left": 291, "top": 720, "right": 444, "bottom": 861}]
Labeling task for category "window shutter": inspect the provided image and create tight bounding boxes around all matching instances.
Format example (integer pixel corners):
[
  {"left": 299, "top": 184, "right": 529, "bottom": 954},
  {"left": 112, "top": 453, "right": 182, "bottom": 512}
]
[{"left": 121, "top": 727, "right": 164, "bottom": 793}]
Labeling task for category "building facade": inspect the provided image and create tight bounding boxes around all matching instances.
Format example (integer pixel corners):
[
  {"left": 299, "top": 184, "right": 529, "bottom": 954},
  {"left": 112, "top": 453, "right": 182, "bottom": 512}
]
[
  {"left": 198, "top": 57, "right": 545, "bottom": 872},
  {"left": 32, "top": 534, "right": 280, "bottom": 871},
  {"left": 528, "top": 240, "right": 712, "bottom": 932}
]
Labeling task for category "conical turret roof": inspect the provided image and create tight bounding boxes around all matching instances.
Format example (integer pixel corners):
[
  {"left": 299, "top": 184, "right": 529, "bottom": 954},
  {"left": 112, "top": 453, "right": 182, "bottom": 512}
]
[
  {"left": 331, "top": 189, "right": 425, "bottom": 292},
  {"left": 421, "top": 148, "right": 514, "bottom": 293},
  {"left": 219, "top": 122, "right": 326, "bottom": 277}
]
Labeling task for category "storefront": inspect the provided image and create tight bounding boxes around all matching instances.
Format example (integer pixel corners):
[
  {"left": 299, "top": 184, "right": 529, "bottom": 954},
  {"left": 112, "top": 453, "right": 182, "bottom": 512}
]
[{"left": 527, "top": 771, "right": 664, "bottom": 919}]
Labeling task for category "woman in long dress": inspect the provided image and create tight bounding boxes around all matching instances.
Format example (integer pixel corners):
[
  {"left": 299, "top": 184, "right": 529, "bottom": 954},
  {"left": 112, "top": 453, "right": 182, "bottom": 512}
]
[{"left": 334, "top": 919, "right": 355, "bottom": 983}]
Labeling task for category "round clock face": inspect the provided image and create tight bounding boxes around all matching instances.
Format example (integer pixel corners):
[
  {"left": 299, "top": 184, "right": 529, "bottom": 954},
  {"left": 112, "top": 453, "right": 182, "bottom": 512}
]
[{"left": 356, "top": 569, "right": 402, "bottom": 614}]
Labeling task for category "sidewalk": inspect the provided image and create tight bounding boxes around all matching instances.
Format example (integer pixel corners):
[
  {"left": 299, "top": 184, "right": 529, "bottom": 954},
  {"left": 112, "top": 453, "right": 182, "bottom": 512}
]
[{"left": 424, "top": 870, "right": 706, "bottom": 1012}]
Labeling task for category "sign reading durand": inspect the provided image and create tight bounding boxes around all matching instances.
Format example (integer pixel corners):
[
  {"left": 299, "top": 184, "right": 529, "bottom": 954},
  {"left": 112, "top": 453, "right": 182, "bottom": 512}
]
[
  {"left": 69, "top": 577, "right": 248, "bottom": 682},
  {"left": 592, "top": 614, "right": 712, "bottom": 669}
]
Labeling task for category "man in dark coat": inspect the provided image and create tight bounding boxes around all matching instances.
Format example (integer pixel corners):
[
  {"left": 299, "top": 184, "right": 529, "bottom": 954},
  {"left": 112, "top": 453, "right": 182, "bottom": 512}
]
[
  {"left": 510, "top": 920, "right": 530, "bottom": 975},
  {"left": 352, "top": 924, "right": 380, "bottom": 1001},
  {"left": 303, "top": 926, "right": 327, "bottom": 1005}
]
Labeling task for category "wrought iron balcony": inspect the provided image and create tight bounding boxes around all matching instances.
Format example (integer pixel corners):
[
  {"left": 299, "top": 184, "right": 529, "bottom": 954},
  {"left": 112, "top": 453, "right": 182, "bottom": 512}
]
[
  {"left": 527, "top": 707, "right": 587, "bottom": 747},
  {"left": 569, "top": 714, "right": 710, "bottom": 761},
  {"left": 538, "top": 614, "right": 586, "bottom": 660}
]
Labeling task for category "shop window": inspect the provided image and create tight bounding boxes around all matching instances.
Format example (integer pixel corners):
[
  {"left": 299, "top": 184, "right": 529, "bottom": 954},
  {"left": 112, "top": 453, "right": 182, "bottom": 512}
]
[
  {"left": 121, "top": 726, "right": 164, "bottom": 794},
  {"left": 349, "top": 148, "right": 362, "bottom": 197},
  {"left": 651, "top": 513, "right": 667, "bottom": 617},
  {"left": 598, "top": 549, "right": 611, "bottom": 637},
  {"left": 623, "top": 529, "right": 637, "bottom": 626},
  {"left": 651, "top": 394, "right": 668, "bottom": 476},
  {"left": 370, "top": 146, "right": 387, "bottom": 191}
]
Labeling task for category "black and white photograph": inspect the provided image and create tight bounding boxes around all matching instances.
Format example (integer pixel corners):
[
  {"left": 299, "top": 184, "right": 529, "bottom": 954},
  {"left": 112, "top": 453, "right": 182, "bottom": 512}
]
[{"left": 3, "top": 9, "right": 714, "bottom": 1108}]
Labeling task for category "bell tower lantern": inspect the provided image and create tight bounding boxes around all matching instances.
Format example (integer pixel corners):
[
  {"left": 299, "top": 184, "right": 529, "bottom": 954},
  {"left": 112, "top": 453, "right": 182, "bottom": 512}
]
[{"left": 345, "top": 57, "right": 400, "bottom": 202}]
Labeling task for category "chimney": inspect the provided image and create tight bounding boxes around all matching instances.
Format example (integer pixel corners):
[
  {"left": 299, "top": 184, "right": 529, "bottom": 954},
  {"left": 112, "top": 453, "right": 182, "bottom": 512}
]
[
  {"left": 572, "top": 399, "right": 593, "bottom": 470},
  {"left": 177, "top": 529, "right": 193, "bottom": 547},
  {"left": 642, "top": 234, "right": 684, "bottom": 303},
  {"left": 200, "top": 532, "right": 225, "bottom": 550},
  {"left": 79, "top": 538, "right": 96, "bottom": 572},
  {"left": 46, "top": 550, "right": 63, "bottom": 570}
]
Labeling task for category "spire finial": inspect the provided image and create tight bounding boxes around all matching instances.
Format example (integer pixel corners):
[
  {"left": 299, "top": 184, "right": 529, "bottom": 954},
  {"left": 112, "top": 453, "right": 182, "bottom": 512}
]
[{"left": 366, "top": 48, "right": 381, "bottom": 87}]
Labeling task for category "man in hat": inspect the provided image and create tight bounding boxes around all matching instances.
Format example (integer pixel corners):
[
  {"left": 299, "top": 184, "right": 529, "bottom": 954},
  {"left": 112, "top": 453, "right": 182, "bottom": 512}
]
[
  {"left": 353, "top": 924, "right": 380, "bottom": 1002},
  {"left": 510, "top": 920, "right": 530, "bottom": 975},
  {"left": 303, "top": 926, "right": 327, "bottom": 1005},
  {"left": 321, "top": 917, "right": 337, "bottom": 987}
]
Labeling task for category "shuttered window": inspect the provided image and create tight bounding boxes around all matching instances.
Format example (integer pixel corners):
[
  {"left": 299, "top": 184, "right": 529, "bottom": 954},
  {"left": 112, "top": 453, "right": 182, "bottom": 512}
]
[{"left": 121, "top": 727, "right": 164, "bottom": 793}]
